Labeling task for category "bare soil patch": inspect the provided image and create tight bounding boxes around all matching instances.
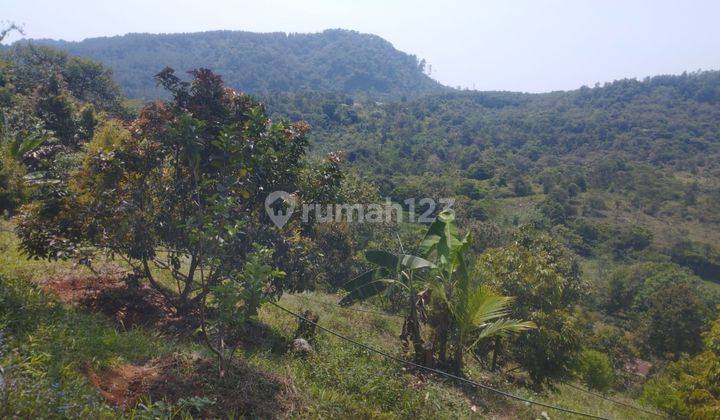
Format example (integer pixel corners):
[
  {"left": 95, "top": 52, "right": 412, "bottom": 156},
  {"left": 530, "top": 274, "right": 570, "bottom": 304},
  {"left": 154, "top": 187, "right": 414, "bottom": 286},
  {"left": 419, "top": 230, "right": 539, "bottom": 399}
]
[
  {"left": 82, "top": 353, "right": 295, "bottom": 417},
  {"left": 40, "top": 269, "right": 188, "bottom": 332}
]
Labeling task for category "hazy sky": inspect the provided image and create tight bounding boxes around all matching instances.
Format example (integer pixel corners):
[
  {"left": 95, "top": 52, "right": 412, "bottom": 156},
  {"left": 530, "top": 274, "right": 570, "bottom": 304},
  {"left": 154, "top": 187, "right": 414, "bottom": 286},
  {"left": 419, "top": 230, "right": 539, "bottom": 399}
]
[{"left": 2, "top": 0, "right": 719, "bottom": 92}]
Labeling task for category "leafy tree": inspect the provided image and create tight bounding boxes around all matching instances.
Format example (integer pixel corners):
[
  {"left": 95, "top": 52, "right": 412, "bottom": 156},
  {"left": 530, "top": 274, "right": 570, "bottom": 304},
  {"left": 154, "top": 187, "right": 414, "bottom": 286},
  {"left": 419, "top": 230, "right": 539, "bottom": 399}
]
[
  {"left": 17, "top": 68, "right": 340, "bottom": 313},
  {"left": 340, "top": 248, "right": 436, "bottom": 363},
  {"left": 642, "top": 313, "right": 720, "bottom": 418},
  {"left": 5, "top": 43, "right": 124, "bottom": 113},
  {"left": 467, "top": 162, "right": 494, "bottom": 181},
  {"left": 512, "top": 177, "right": 533, "bottom": 197},
  {"left": 480, "top": 227, "right": 585, "bottom": 386},
  {"left": 607, "top": 225, "right": 652, "bottom": 260},
  {"left": 605, "top": 262, "right": 706, "bottom": 314},
  {"left": 641, "top": 281, "right": 706, "bottom": 357},
  {"left": 604, "top": 262, "right": 710, "bottom": 357},
  {"left": 585, "top": 323, "right": 638, "bottom": 371},
  {"left": 341, "top": 211, "right": 533, "bottom": 372},
  {"left": 0, "top": 41, "right": 120, "bottom": 214},
  {"left": 422, "top": 211, "right": 534, "bottom": 374},
  {"left": 671, "top": 240, "right": 720, "bottom": 282}
]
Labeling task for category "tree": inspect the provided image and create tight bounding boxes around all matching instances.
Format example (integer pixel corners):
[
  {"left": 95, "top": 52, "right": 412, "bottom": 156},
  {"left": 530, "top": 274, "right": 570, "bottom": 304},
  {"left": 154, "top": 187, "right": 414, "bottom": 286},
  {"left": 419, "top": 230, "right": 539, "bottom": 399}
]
[
  {"left": 512, "top": 177, "right": 533, "bottom": 197},
  {"left": 421, "top": 211, "right": 534, "bottom": 374},
  {"left": 17, "top": 68, "right": 341, "bottom": 313},
  {"left": 0, "top": 23, "right": 22, "bottom": 43},
  {"left": 480, "top": 227, "right": 585, "bottom": 386},
  {"left": 670, "top": 240, "right": 720, "bottom": 282},
  {"left": 642, "top": 282, "right": 706, "bottom": 357},
  {"left": 340, "top": 248, "right": 436, "bottom": 363},
  {"left": 200, "top": 246, "right": 285, "bottom": 378},
  {"left": 642, "top": 313, "right": 720, "bottom": 418},
  {"left": 341, "top": 211, "right": 533, "bottom": 372},
  {"left": 575, "top": 350, "right": 615, "bottom": 392},
  {"left": 467, "top": 162, "right": 494, "bottom": 181}
]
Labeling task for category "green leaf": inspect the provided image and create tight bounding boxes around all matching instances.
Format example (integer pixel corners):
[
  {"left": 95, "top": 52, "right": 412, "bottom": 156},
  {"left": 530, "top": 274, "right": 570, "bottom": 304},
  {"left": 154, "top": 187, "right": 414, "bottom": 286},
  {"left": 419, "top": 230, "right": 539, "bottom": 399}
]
[
  {"left": 419, "top": 210, "right": 463, "bottom": 262},
  {"left": 471, "top": 319, "right": 536, "bottom": 348},
  {"left": 399, "top": 254, "right": 436, "bottom": 270},
  {"left": 467, "top": 287, "right": 514, "bottom": 327},
  {"left": 341, "top": 269, "right": 379, "bottom": 294},
  {"left": 365, "top": 250, "right": 398, "bottom": 271},
  {"left": 17, "top": 132, "right": 49, "bottom": 157},
  {"left": 340, "top": 278, "right": 400, "bottom": 305}
]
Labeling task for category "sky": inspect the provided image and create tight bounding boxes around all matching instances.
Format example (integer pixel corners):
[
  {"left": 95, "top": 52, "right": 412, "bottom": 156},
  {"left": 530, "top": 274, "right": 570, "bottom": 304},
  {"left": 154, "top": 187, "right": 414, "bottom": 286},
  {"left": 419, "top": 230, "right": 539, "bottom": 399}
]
[{"left": 2, "top": 0, "right": 719, "bottom": 93}]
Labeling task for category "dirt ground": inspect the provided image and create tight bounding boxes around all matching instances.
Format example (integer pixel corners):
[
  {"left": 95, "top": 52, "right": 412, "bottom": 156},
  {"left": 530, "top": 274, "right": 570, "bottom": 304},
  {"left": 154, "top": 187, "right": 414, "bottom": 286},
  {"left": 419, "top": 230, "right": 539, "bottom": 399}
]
[
  {"left": 41, "top": 269, "right": 297, "bottom": 416},
  {"left": 41, "top": 269, "right": 188, "bottom": 332},
  {"left": 81, "top": 353, "right": 295, "bottom": 417}
]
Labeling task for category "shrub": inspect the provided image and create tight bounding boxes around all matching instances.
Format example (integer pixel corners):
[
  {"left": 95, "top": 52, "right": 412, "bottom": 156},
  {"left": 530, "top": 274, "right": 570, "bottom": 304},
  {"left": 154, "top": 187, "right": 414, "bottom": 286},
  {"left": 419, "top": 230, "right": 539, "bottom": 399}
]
[
  {"left": 512, "top": 177, "right": 533, "bottom": 197},
  {"left": 0, "top": 150, "right": 27, "bottom": 213},
  {"left": 642, "top": 313, "right": 720, "bottom": 418},
  {"left": 575, "top": 350, "right": 615, "bottom": 392},
  {"left": 670, "top": 241, "right": 720, "bottom": 282},
  {"left": 481, "top": 228, "right": 585, "bottom": 386}
]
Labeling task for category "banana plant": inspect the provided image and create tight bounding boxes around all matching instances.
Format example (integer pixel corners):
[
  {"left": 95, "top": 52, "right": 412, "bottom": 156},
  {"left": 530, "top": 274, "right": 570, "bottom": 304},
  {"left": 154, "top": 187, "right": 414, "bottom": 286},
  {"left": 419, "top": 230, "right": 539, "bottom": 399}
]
[
  {"left": 422, "top": 210, "right": 535, "bottom": 373},
  {"left": 341, "top": 209, "right": 534, "bottom": 371},
  {"left": 340, "top": 249, "right": 435, "bottom": 362}
]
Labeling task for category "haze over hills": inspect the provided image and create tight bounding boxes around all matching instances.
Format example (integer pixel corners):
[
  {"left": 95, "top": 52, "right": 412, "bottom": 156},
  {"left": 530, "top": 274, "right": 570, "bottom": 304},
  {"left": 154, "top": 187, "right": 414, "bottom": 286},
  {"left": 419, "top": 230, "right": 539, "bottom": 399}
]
[{"left": 30, "top": 29, "right": 446, "bottom": 100}]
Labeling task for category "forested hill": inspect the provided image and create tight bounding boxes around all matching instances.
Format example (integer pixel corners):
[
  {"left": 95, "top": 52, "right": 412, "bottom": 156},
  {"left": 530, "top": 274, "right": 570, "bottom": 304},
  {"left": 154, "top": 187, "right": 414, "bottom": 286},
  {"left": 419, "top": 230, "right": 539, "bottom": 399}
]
[
  {"left": 267, "top": 71, "right": 720, "bottom": 181},
  {"left": 29, "top": 29, "right": 445, "bottom": 100}
]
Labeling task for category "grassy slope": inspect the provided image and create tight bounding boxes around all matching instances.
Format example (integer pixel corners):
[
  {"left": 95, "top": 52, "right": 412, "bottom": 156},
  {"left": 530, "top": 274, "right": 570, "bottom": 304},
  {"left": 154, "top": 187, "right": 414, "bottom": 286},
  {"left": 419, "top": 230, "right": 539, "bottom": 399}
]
[{"left": 0, "top": 221, "right": 655, "bottom": 419}]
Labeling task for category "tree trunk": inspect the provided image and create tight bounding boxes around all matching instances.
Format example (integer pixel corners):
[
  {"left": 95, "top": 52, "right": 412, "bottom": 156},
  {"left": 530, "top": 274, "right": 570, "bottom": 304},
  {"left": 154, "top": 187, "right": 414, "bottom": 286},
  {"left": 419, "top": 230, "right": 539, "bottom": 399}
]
[
  {"left": 408, "top": 291, "right": 425, "bottom": 364},
  {"left": 437, "top": 313, "right": 448, "bottom": 365},
  {"left": 491, "top": 336, "right": 500, "bottom": 372},
  {"left": 453, "top": 340, "right": 464, "bottom": 375}
]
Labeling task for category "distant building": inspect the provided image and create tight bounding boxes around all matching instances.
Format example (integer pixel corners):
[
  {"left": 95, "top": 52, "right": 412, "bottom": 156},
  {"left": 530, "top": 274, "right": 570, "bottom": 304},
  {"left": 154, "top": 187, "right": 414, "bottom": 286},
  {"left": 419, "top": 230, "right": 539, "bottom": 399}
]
[{"left": 624, "top": 358, "right": 653, "bottom": 378}]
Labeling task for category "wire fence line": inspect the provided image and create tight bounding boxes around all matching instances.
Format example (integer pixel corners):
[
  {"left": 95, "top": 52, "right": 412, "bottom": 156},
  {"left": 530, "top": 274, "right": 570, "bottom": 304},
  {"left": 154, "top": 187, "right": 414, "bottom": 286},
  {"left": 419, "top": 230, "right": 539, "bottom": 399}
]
[
  {"left": 271, "top": 301, "right": 613, "bottom": 420},
  {"left": 561, "top": 381, "right": 663, "bottom": 417},
  {"left": 289, "top": 294, "right": 663, "bottom": 417},
  {"left": 292, "top": 293, "right": 402, "bottom": 318}
]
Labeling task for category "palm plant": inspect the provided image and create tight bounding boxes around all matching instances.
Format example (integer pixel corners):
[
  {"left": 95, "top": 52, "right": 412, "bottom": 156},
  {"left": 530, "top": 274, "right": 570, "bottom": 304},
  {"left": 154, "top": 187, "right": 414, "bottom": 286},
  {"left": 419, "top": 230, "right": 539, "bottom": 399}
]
[
  {"left": 342, "top": 210, "right": 534, "bottom": 372},
  {"left": 422, "top": 210, "right": 535, "bottom": 374},
  {"left": 431, "top": 278, "right": 535, "bottom": 373}
]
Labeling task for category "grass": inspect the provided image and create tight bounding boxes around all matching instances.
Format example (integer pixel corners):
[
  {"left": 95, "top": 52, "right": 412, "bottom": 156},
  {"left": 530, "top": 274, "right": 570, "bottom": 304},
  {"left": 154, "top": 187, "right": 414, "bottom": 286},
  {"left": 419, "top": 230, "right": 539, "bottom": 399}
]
[{"left": 0, "top": 220, "right": 659, "bottom": 419}]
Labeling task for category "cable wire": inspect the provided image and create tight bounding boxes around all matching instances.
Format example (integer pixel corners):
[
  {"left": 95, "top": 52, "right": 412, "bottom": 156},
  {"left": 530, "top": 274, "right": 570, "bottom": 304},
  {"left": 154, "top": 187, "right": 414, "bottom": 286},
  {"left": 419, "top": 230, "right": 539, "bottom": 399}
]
[
  {"left": 562, "top": 381, "right": 663, "bottom": 417},
  {"left": 271, "top": 301, "right": 612, "bottom": 420},
  {"left": 292, "top": 293, "right": 402, "bottom": 318},
  {"left": 291, "top": 294, "right": 664, "bottom": 418}
]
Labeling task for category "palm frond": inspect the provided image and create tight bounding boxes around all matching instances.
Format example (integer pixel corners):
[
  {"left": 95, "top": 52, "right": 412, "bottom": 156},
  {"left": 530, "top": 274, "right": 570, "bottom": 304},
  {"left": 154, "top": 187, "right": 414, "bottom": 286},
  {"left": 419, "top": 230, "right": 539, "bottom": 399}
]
[
  {"left": 469, "top": 319, "right": 537, "bottom": 349},
  {"left": 467, "top": 286, "right": 515, "bottom": 327}
]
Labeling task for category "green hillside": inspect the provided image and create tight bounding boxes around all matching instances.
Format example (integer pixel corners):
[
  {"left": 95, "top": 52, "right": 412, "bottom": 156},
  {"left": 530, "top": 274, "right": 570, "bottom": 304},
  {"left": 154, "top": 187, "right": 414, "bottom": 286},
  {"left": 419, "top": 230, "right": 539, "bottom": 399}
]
[
  {"left": 30, "top": 29, "right": 446, "bottom": 100},
  {"left": 2, "top": 27, "right": 720, "bottom": 418}
]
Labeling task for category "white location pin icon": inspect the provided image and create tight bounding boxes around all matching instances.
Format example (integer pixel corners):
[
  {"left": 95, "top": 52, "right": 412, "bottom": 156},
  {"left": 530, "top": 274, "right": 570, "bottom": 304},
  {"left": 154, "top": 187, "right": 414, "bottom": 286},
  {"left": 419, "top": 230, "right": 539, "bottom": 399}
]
[{"left": 265, "top": 191, "right": 295, "bottom": 228}]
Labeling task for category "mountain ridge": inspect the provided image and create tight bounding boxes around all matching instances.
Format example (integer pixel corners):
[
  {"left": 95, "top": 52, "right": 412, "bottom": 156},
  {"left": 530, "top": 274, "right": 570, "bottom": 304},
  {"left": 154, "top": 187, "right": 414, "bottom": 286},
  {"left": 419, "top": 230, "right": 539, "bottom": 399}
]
[{"left": 27, "top": 29, "right": 446, "bottom": 100}]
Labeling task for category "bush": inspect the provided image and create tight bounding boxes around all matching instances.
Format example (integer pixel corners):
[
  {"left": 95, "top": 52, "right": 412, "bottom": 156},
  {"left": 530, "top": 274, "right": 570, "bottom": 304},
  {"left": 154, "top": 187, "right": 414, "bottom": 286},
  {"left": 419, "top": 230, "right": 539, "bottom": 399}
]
[
  {"left": 467, "top": 162, "right": 494, "bottom": 180},
  {"left": 481, "top": 228, "right": 585, "bottom": 386},
  {"left": 670, "top": 241, "right": 720, "bottom": 282},
  {"left": 512, "top": 177, "right": 533, "bottom": 197},
  {"left": 575, "top": 350, "right": 615, "bottom": 392},
  {"left": 0, "top": 150, "right": 27, "bottom": 213},
  {"left": 642, "top": 313, "right": 720, "bottom": 418},
  {"left": 467, "top": 199, "right": 492, "bottom": 221}
]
